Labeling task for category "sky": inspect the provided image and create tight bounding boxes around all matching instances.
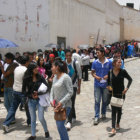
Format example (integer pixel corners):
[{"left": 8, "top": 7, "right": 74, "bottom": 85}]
[{"left": 116, "top": 0, "right": 140, "bottom": 10}]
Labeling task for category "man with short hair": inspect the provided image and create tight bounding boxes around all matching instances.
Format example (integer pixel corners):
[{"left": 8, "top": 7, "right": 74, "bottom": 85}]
[
  {"left": 65, "top": 50, "right": 82, "bottom": 130},
  {"left": 0, "top": 53, "right": 18, "bottom": 112},
  {"left": 91, "top": 48, "right": 112, "bottom": 125},
  {"left": 2, "top": 56, "right": 31, "bottom": 133},
  {"left": 45, "top": 54, "right": 55, "bottom": 79},
  {"left": 110, "top": 50, "right": 124, "bottom": 69}
]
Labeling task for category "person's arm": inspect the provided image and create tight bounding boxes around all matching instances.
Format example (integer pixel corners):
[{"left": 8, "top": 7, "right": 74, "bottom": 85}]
[
  {"left": 22, "top": 78, "right": 27, "bottom": 97},
  {"left": 122, "top": 69, "right": 132, "bottom": 94},
  {"left": 50, "top": 82, "right": 54, "bottom": 107},
  {"left": 82, "top": 55, "right": 89, "bottom": 61},
  {"left": 0, "top": 63, "right": 18, "bottom": 77},
  {"left": 76, "top": 62, "right": 82, "bottom": 94}
]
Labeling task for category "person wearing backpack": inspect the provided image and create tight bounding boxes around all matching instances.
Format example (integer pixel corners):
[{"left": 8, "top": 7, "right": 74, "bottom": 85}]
[{"left": 65, "top": 50, "right": 82, "bottom": 130}]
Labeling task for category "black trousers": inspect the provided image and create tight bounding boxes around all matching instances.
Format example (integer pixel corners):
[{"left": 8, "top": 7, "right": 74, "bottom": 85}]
[
  {"left": 111, "top": 106, "right": 122, "bottom": 129},
  {"left": 82, "top": 65, "right": 89, "bottom": 81},
  {"left": 68, "top": 87, "right": 77, "bottom": 123}
]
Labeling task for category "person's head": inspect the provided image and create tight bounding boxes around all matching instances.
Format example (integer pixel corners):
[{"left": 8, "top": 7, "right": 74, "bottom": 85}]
[
  {"left": 84, "top": 49, "right": 89, "bottom": 55},
  {"left": 38, "top": 52, "right": 43, "bottom": 59},
  {"left": 72, "top": 49, "right": 76, "bottom": 54},
  {"left": 37, "top": 58, "right": 45, "bottom": 67},
  {"left": 53, "top": 48, "right": 56, "bottom": 51},
  {"left": 51, "top": 60, "right": 67, "bottom": 75},
  {"left": 15, "top": 52, "right": 20, "bottom": 58},
  {"left": 58, "top": 48, "right": 62, "bottom": 51},
  {"left": 18, "top": 55, "right": 30, "bottom": 67},
  {"left": 37, "top": 49, "right": 42, "bottom": 53},
  {"left": 23, "top": 52, "right": 28, "bottom": 56},
  {"left": 27, "top": 63, "right": 38, "bottom": 76},
  {"left": 49, "top": 54, "right": 55, "bottom": 63},
  {"left": 112, "top": 57, "right": 122, "bottom": 69},
  {"left": 114, "top": 50, "right": 121, "bottom": 58},
  {"left": 65, "top": 50, "right": 72, "bottom": 63},
  {"left": 5, "top": 53, "right": 15, "bottom": 64},
  {"left": 28, "top": 52, "right": 34, "bottom": 62},
  {"left": 96, "top": 47, "right": 105, "bottom": 59}
]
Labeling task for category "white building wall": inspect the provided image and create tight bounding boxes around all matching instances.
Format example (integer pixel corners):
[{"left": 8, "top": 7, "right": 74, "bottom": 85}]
[
  {"left": 0, "top": 0, "right": 140, "bottom": 55},
  {"left": 49, "top": 0, "right": 123, "bottom": 48},
  {"left": 123, "top": 7, "right": 140, "bottom": 41},
  {"left": 0, "top": 0, "right": 49, "bottom": 54}
]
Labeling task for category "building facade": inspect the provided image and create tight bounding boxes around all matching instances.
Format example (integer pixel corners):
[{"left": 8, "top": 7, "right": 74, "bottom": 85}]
[{"left": 0, "top": 0, "right": 140, "bottom": 54}]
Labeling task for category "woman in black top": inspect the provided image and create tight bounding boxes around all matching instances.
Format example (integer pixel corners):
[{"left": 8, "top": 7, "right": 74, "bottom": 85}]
[
  {"left": 107, "top": 57, "right": 132, "bottom": 135},
  {"left": 22, "top": 63, "right": 50, "bottom": 140}
]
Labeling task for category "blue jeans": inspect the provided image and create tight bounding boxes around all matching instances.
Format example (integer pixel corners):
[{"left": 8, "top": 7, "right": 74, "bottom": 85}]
[
  {"left": 3, "top": 91, "right": 30, "bottom": 126},
  {"left": 4, "top": 87, "right": 14, "bottom": 112},
  {"left": 28, "top": 99, "right": 48, "bottom": 136},
  {"left": 56, "top": 107, "right": 71, "bottom": 140},
  {"left": 94, "top": 87, "right": 108, "bottom": 118}
]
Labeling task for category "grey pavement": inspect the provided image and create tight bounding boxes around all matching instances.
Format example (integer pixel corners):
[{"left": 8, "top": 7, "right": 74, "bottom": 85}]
[{"left": 0, "top": 58, "right": 140, "bottom": 140}]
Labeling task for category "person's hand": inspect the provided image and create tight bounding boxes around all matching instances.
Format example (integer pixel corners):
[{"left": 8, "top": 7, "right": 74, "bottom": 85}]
[
  {"left": 50, "top": 101, "right": 54, "bottom": 107},
  {"left": 103, "top": 75, "right": 108, "bottom": 80},
  {"left": 107, "top": 86, "right": 113, "bottom": 91},
  {"left": 32, "top": 91, "right": 38, "bottom": 99},
  {"left": 55, "top": 102, "right": 62, "bottom": 110},
  {"left": 77, "top": 87, "right": 81, "bottom": 94},
  {"left": 48, "top": 74, "right": 54, "bottom": 83},
  {"left": 95, "top": 76, "right": 102, "bottom": 81},
  {"left": 122, "top": 88, "right": 128, "bottom": 95}
]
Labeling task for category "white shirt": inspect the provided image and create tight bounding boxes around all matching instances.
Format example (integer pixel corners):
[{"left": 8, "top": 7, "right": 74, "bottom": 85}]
[
  {"left": 1, "top": 63, "right": 9, "bottom": 80},
  {"left": 13, "top": 65, "right": 27, "bottom": 92},
  {"left": 82, "top": 55, "right": 90, "bottom": 66},
  {"left": 72, "top": 53, "right": 83, "bottom": 66}
]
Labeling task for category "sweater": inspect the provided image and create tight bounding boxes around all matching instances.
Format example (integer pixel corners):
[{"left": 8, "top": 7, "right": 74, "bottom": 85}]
[{"left": 50, "top": 73, "right": 73, "bottom": 108}]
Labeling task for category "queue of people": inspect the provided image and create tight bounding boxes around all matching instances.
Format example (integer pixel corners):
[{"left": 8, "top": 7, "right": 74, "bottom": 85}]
[{"left": 0, "top": 44, "right": 133, "bottom": 139}]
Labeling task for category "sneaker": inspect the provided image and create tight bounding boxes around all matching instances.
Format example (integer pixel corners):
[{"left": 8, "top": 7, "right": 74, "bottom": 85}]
[
  {"left": 116, "top": 124, "right": 120, "bottom": 130},
  {"left": 72, "top": 118, "right": 76, "bottom": 124},
  {"left": 10, "top": 120, "right": 16, "bottom": 124},
  {"left": 94, "top": 118, "right": 99, "bottom": 125},
  {"left": 65, "top": 122, "right": 71, "bottom": 130},
  {"left": 45, "top": 131, "right": 50, "bottom": 139},
  {"left": 101, "top": 114, "right": 106, "bottom": 120},
  {"left": 27, "top": 136, "right": 36, "bottom": 140},
  {"left": 2, "top": 125, "right": 9, "bottom": 133}
]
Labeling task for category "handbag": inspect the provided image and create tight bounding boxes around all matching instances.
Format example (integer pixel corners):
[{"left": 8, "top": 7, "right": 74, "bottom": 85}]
[
  {"left": 109, "top": 70, "right": 124, "bottom": 108},
  {"left": 54, "top": 108, "right": 66, "bottom": 121},
  {"left": 110, "top": 96, "right": 124, "bottom": 108}
]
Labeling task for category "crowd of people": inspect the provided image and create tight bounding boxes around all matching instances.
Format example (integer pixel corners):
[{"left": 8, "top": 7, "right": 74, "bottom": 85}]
[{"left": 0, "top": 42, "right": 134, "bottom": 140}]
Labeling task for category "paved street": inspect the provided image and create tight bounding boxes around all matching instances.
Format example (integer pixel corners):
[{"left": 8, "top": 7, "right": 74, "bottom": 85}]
[{"left": 0, "top": 58, "right": 140, "bottom": 140}]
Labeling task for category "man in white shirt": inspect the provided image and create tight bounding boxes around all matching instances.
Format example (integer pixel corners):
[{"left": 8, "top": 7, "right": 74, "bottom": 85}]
[
  {"left": 2, "top": 56, "right": 30, "bottom": 133},
  {"left": 81, "top": 49, "right": 90, "bottom": 81},
  {"left": 72, "top": 49, "right": 83, "bottom": 67}
]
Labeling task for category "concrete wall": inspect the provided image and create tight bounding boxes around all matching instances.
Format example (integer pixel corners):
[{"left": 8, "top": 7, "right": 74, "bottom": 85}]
[
  {"left": 49, "top": 0, "right": 124, "bottom": 48},
  {"left": 123, "top": 7, "right": 140, "bottom": 41},
  {"left": 0, "top": 0, "right": 140, "bottom": 54},
  {"left": 0, "top": 0, "right": 49, "bottom": 54}
]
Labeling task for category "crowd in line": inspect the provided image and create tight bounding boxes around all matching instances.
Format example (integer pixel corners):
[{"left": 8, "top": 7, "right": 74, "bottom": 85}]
[{"left": 0, "top": 42, "right": 133, "bottom": 140}]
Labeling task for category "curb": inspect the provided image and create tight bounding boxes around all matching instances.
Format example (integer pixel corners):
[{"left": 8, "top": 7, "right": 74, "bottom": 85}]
[{"left": 124, "top": 57, "right": 139, "bottom": 63}]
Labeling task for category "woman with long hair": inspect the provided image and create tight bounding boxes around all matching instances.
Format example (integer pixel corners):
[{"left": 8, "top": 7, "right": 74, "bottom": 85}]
[
  {"left": 37, "top": 58, "right": 46, "bottom": 78},
  {"left": 50, "top": 60, "right": 73, "bottom": 140},
  {"left": 22, "top": 63, "right": 50, "bottom": 140},
  {"left": 107, "top": 57, "right": 132, "bottom": 136}
]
